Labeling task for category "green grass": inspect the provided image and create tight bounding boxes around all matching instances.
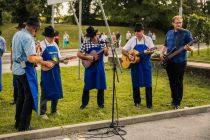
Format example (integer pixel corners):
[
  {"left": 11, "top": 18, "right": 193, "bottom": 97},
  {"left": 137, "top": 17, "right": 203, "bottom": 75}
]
[
  {"left": 0, "top": 23, "right": 165, "bottom": 51},
  {"left": 0, "top": 65, "right": 210, "bottom": 134},
  {"left": 188, "top": 48, "right": 210, "bottom": 62}
]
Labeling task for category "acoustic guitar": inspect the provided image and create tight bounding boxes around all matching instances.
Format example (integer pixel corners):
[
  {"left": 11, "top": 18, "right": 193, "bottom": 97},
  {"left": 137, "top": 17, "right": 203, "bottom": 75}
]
[
  {"left": 82, "top": 49, "right": 104, "bottom": 68},
  {"left": 122, "top": 47, "right": 157, "bottom": 69},
  {"left": 41, "top": 56, "right": 77, "bottom": 71},
  {"left": 161, "top": 36, "right": 199, "bottom": 69}
]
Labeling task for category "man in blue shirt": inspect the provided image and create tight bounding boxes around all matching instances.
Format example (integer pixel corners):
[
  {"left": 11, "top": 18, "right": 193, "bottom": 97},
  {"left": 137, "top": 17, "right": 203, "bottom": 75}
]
[
  {"left": 12, "top": 17, "right": 54, "bottom": 131},
  {"left": 160, "top": 15, "right": 194, "bottom": 109}
]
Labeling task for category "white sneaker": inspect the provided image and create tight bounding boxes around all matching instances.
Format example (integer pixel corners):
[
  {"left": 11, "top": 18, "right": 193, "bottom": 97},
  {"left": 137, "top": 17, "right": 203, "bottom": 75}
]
[{"left": 40, "top": 114, "right": 49, "bottom": 120}]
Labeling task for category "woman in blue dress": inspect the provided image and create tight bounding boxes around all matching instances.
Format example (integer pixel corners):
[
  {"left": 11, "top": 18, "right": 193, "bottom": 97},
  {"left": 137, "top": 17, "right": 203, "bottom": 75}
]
[{"left": 77, "top": 26, "right": 109, "bottom": 110}]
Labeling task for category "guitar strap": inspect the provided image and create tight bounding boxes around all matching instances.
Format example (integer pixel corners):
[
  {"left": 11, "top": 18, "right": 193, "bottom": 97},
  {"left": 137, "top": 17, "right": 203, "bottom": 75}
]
[{"left": 175, "top": 29, "right": 184, "bottom": 49}]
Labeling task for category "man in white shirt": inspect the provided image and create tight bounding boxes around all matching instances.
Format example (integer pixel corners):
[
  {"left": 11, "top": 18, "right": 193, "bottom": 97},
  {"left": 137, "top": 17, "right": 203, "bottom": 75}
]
[
  {"left": 39, "top": 26, "right": 68, "bottom": 119},
  {"left": 122, "top": 23, "right": 154, "bottom": 109}
]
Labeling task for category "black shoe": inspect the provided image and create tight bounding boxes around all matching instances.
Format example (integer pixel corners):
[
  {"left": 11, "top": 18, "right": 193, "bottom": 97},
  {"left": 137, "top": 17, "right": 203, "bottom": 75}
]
[
  {"left": 147, "top": 105, "right": 152, "bottom": 109},
  {"left": 18, "top": 127, "right": 30, "bottom": 131},
  {"left": 80, "top": 104, "right": 87, "bottom": 110},
  {"left": 98, "top": 104, "right": 104, "bottom": 108},
  {"left": 174, "top": 105, "right": 180, "bottom": 110},
  {"left": 10, "top": 101, "right": 16, "bottom": 105},
  {"left": 134, "top": 103, "right": 140, "bottom": 107}
]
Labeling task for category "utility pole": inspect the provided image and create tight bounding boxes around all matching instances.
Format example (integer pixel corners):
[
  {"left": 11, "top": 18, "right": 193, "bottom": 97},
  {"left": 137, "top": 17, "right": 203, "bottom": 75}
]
[
  {"left": 179, "top": 0, "right": 183, "bottom": 16},
  {"left": 51, "top": 4, "right": 55, "bottom": 28}
]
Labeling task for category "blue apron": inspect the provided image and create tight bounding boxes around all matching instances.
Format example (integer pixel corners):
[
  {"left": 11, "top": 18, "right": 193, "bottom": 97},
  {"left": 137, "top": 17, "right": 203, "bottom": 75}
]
[
  {"left": 24, "top": 62, "right": 38, "bottom": 113},
  {"left": 131, "top": 39, "right": 152, "bottom": 88},
  {"left": 0, "top": 48, "right": 2, "bottom": 92},
  {"left": 84, "top": 46, "right": 106, "bottom": 90},
  {"left": 41, "top": 44, "right": 63, "bottom": 100}
]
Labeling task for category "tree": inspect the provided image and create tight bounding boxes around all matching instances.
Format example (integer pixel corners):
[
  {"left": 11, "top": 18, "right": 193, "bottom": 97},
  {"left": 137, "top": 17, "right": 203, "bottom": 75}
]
[
  {"left": 73, "top": 0, "right": 92, "bottom": 25},
  {"left": 0, "top": 0, "right": 14, "bottom": 24}
]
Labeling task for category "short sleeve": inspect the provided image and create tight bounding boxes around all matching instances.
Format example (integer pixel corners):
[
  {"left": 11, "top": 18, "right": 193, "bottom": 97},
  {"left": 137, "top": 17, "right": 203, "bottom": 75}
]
[
  {"left": 80, "top": 43, "right": 86, "bottom": 53},
  {"left": 123, "top": 38, "right": 133, "bottom": 51},
  {"left": 22, "top": 37, "right": 36, "bottom": 56}
]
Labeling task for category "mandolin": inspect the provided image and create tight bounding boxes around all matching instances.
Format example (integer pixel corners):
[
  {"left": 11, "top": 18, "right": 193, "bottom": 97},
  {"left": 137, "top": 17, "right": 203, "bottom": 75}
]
[{"left": 41, "top": 56, "right": 77, "bottom": 71}]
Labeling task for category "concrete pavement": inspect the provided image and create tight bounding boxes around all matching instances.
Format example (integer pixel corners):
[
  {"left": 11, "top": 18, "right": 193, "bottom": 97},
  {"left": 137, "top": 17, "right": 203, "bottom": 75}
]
[
  {"left": 39, "top": 112, "right": 210, "bottom": 140},
  {"left": 0, "top": 105, "right": 210, "bottom": 140}
]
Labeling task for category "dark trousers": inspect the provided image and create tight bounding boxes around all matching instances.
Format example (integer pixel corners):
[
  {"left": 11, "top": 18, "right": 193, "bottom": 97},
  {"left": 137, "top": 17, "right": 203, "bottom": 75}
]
[
  {"left": 13, "top": 86, "right": 18, "bottom": 103},
  {"left": 166, "top": 61, "right": 186, "bottom": 106},
  {"left": 82, "top": 89, "right": 104, "bottom": 106},
  {"left": 40, "top": 82, "right": 58, "bottom": 115},
  {"left": 14, "top": 74, "right": 33, "bottom": 131},
  {"left": 133, "top": 87, "right": 152, "bottom": 107}
]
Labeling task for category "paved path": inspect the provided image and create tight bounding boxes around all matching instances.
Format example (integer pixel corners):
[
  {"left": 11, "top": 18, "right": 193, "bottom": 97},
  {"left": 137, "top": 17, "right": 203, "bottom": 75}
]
[
  {"left": 38, "top": 112, "right": 210, "bottom": 140},
  {"left": 2, "top": 48, "right": 210, "bottom": 74}
]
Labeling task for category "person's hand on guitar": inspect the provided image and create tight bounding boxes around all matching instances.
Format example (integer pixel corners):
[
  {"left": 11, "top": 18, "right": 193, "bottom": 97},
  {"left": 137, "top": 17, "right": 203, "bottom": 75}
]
[
  {"left": 144, "top": 49, "right": 154, "bottom": 54},
  {"left": 160, "top": 53, "right": 166, "bottom": 61},
  {"left": 128, "top": 54, "right": 135, "bottom": 61},
  {"left": 86, "top": 55, "right": 99, "bottom": 62},
  {"left": 43, "top": 61, "right": 55, "bottom": 68},
  {"left": 62, "top": 60, "right": 69, "bottom": 65},
  {"left": 184, "top": 44, "right": 194, "bottom": 51}
]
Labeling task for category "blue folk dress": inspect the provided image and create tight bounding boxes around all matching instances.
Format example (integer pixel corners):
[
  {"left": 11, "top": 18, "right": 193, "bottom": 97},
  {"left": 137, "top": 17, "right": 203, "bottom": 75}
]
[
  {"left": 131, "top": 38, "right": 152, "bottom": 88},
  {"left": 84, "top": 44, "right": 106, "bottom": 90},
  {"left": 41, "top": 42, "right": 63, "bottom": 100}
]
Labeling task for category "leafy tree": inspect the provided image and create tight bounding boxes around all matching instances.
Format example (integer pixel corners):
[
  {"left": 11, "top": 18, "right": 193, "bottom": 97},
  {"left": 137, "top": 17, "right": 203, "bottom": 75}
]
[{"left": 73, "top": 0, "right": 92, "bottom": 25}]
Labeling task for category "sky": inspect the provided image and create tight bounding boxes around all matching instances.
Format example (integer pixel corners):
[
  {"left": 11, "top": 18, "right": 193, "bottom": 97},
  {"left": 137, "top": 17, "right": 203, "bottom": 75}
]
[{"left": 60, "top": 2, "right": 70, "bottom": 16}]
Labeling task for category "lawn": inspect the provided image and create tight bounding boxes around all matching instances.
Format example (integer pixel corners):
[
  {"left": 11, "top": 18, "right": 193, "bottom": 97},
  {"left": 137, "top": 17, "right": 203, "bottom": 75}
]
[
  {"left": 0, "top": 23, "right": 165, "bottom": 51},
  {"left": 0, "top": 64, "right": 210, "bottom": 134},
  {"left": 189, "top": 48, "right": 210, "bottom": 62}
]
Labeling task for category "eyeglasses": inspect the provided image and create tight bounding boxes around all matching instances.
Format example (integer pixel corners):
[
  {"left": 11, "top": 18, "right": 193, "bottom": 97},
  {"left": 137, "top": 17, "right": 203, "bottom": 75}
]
[{"left": 174, "top": 22, "right": 183, "bottom": 24}]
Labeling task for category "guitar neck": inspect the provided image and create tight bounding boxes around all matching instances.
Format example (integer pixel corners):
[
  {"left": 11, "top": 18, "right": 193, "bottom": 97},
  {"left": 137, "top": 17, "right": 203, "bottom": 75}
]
[
  {"left": 167, "top": 47, "right": 185, "bottom": 60},
  {"left": 96, "top": 49, "right": 104, "bottom": 55},
  {"left": 166, "top": 38, "right": 197, "bottom": 60}
]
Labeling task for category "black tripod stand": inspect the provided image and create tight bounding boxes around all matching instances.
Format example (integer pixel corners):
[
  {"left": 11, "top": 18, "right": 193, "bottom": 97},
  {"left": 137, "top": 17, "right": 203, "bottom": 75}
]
[{"left": 104, "top": 42, "right": 127, "bottom": 140}]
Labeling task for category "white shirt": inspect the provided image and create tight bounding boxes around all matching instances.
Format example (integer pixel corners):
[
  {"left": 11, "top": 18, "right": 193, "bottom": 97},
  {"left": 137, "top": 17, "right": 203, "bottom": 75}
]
[
  {"left": 40, "top": 39, "right": 61, "bottom": 58},
  {"left": 123, "top": 35, "right": 154, "bottom": 51}
]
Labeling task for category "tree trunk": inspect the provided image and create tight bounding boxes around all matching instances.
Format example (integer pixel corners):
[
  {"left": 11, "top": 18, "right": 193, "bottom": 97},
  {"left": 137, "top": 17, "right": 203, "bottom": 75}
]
[{"left": 0, "top": 10, "right": 3, "bottom": 25}]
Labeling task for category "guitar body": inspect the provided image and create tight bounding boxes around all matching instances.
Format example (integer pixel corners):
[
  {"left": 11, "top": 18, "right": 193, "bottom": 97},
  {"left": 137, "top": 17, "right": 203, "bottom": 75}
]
[
  {"left": 121, "top": 50, "right": 140, "bottom": 69},
  {"left": 82, "top": 50, "right": 103, "bottom": 69}
]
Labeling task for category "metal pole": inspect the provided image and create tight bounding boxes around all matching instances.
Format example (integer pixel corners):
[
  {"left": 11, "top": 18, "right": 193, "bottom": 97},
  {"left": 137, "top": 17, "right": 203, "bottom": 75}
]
[
  {"left": 78, "top": 0, "right": 82, "bottom": 80},
  {"left": 179, "top": 0, "right": 183, "bottom": 16},
  {"left": 97, "top": 0, "right": 123, "bottom": 72},
  {"left": 69, "top": 1, "right": 85, "bottom": 39},
  {"left": 51, "top": 4, "right": 55, "bottom": 27}
]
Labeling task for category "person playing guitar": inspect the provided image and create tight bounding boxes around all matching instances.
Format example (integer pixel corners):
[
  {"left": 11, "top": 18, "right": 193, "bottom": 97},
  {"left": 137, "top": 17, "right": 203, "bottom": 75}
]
[
  {"left": 122, "top": 23, "right": 155, "bottom": 109},
  {"left": 160, "top": 15, "right": 194, "bottom": 110},
  {"left": 39, "top": 26, "right": 69, "bottom": 119},
  {"left": 77, "top": 26, "right": 109, "bottom": 110}
]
